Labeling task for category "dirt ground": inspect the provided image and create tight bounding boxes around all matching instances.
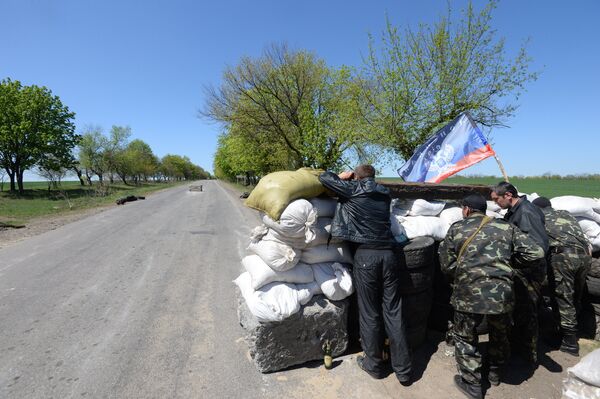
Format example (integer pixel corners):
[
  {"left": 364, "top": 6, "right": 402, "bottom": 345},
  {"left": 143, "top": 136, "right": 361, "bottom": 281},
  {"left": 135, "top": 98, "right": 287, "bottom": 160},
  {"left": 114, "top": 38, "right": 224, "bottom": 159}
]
[{"left": 0, "top": 206, "right": 111, "bottom": 250}]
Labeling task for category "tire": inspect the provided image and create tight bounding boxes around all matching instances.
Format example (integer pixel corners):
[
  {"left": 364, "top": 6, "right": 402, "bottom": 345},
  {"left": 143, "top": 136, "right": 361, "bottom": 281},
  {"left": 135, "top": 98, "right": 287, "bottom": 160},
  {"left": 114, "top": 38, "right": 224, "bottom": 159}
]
[
  {"left": 397, "top": 264, "right": 433, "bottom": 295},
  {"left": 403, "top": 289, "right": 433, "bottom": 349},
  {"left": 398, "top": 236, "right": 436, "bottom": 269},
  {"left": 587, "top": 274, "right": 600, "bottom": 298}
]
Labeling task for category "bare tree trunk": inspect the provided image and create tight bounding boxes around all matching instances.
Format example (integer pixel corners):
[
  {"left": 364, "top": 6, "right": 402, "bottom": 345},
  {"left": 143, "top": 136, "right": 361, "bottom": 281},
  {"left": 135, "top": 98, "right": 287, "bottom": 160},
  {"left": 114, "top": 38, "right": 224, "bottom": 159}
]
[
  {"left": 73, "top": 166, "right": 85, "bottom": 186},
  {"left": 17, "top": 168, "right": 25, "bottom": 194}
]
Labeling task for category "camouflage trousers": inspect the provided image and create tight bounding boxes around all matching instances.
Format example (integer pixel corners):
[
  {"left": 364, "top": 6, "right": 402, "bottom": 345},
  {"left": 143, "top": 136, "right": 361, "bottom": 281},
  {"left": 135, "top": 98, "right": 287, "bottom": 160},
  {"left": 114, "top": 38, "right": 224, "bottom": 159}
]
[
  {"left": 454, "top": 311, "right": 511, "bottom": 386},
  {"left": 548, "top": 253, "right": 591, "bottom": 334},
  {"left": 511, "top": 275, "right": 541, "bottom": 364}
]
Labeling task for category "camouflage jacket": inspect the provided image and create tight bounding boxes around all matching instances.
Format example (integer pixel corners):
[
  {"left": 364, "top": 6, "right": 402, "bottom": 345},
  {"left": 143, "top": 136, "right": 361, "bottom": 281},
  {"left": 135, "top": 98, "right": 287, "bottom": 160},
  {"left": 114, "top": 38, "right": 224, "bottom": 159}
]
[
  {"left": 439, "top": 213, "right": 545, "bottom": 314},
  {"left": 541, "top": 207, "right": 590, "bottom": 253}
]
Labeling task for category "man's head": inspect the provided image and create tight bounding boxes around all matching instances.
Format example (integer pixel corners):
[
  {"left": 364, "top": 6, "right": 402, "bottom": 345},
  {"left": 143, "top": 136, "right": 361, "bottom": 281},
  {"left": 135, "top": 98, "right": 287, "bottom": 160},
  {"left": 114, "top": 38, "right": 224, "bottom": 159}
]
[
  {"left": 532, "top": 196, "right": 552, "bottom": 209},
  {"left": 354, "top": 164, "right": 375, "bottom": 180},
  {"left": 491, "top": 181, "right": 519, "bottom": 210},
  {"left": 461, "top": 193, "right": 487, "bottom": 218}
]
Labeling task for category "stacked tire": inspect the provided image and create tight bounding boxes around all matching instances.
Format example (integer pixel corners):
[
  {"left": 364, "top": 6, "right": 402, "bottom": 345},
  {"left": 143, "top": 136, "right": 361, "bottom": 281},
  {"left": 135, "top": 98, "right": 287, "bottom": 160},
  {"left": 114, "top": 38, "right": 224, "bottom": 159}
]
[{"left": 395, "top": 236, "right": 435, "bottom": 348}]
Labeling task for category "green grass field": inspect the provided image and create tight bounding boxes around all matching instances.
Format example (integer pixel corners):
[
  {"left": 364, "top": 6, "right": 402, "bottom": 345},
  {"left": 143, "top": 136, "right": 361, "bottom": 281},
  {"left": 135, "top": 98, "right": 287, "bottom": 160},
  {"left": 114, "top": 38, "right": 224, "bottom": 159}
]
[
  {"left": 0, "top": 180, "right": 187, "bottom": 225},
  {"left": 378, "top": 176, "right": 600, "bottom": 198}
]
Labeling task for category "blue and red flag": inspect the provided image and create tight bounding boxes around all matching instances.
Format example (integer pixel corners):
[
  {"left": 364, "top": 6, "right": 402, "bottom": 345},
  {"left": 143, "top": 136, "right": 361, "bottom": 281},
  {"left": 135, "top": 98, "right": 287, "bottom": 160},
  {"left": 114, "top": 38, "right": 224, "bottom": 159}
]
[{"left": 397, "top": 112, "right": 495, "bottom": 183}]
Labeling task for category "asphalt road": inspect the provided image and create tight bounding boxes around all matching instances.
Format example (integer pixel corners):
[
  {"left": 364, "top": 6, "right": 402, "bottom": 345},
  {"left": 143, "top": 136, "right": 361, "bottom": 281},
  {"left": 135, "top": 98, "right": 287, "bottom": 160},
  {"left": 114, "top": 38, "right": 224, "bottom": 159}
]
[{"left": 0, "top": 180, "right": 582, "bottom": 399}]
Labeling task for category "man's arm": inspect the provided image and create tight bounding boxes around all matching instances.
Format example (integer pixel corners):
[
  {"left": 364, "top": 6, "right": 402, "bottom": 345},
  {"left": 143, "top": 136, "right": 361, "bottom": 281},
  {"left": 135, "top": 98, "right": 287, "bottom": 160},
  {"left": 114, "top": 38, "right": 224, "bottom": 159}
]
[
  {"left": 318, "top": 171, "right": 356, "bottom": 199},
  {"left": 438, "top": 228, "right": 458, "bottom": 280},
  {"left": 515, "top": 211, "right": 549, "bottom": 254},
  {"left": 512, "top": 227, "right": 546, "bottom": 282}
]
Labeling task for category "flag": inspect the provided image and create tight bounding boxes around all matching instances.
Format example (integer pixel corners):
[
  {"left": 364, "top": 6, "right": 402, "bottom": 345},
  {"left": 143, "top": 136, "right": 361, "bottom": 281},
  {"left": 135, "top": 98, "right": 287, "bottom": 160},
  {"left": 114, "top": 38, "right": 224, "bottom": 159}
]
[{"left": 397, "top": 112, "right": 495, "bottom": 183}]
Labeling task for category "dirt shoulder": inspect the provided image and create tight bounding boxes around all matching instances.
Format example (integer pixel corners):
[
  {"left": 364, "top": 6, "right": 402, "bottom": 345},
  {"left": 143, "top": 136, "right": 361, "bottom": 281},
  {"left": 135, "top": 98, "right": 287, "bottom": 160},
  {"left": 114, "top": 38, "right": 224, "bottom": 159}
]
[{"left": 0, "top": 205, "right": 111, "bottom": 250}]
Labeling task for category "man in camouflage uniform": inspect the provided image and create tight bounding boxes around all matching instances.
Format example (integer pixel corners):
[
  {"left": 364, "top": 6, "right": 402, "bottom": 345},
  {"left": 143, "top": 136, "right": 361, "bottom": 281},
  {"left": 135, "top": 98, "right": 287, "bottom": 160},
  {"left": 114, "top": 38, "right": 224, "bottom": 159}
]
[
  {"left": 491, "top": 182, "right": 548, "bottom": 367},
  {"left": 439, "top": 194, "right": 544, "bottom": 399},
  {"left": 532, "top": 197, "right": 592, "bottom": 356}
]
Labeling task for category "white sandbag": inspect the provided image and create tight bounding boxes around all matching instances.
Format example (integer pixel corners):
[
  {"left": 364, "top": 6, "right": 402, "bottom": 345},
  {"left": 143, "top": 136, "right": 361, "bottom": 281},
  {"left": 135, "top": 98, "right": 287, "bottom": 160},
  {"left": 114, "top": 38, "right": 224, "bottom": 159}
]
[
  {"left": 407, "top": 199, "right": 446, "bottom": 216},
  {"left": 487, "top": 201, "right": 501, "bottom": 213},
  {"left": 262, "top": 228, "right": 308, "bottom": 249},
  {"left": 301, "top": 243, "right": 353, "bottom": 264},
  {"left": 591, "top": 235, "right": 600, "bottom": 252},
  {"left": 312, "top": 262, "right": 354, "bottom": 301},
  {"left": 305, "top": 217, "right": 342, "bottom": 247},
  {"left": 309, "top": 197, "right": 337, "bottom": 218},
  {"left": 577, "top": 218, "right": 600, "bottom": 240},
  {"left": 295, "top": 281, "right": 321, "bottom": 305},
  {"left": 519, "top": 192, "right": 540, "bottom": 202},
  {"left": 394, "top": 215, "right": 450, "bottom": 241},
  {"left": 568, "top": 348, "right": 600, "bottom": 388},
  {"left": 552, "top": 196, "right": 600, "bottom": 224},
  {"left": 247, "top": 239, "right": 301, "bottom": 272},
  {"left": 562, "top": 375, "right": 600, "bottom": 399},
  {"left": 242, "top": 255, "right": 313, "bottom": 289},
  {"left": 439, "top": 207, "right": 463, "bottom": 225},
  {"left": 486, "top": 210, "right": 504, "bottom": 219},
  {"left": 262, "top": 199, "right": 317, "bottom": 240},
  {"left": 390, "top": 199, "right": 414, "bottom": 216},
  {"left": 233, "top": 272, "right": 301, "bottom": 322}
]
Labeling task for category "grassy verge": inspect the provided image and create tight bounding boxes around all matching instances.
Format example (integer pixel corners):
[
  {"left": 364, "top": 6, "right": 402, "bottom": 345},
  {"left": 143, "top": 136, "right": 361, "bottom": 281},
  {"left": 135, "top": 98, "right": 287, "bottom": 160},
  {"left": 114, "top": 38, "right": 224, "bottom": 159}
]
[
  {"left": 378, "top": 176, "right": 600, "bottom": 198},
  {"left": 220, "top": 180, "right": 256, "bottom": 194},
  {"left": 0, "top": 180, "right": 187, "bottom": 224}
]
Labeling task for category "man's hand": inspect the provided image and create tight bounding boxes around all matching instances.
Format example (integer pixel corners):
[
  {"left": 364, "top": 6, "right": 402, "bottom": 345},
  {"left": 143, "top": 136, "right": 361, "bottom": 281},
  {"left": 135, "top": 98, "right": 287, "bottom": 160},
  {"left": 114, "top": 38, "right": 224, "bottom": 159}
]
[{"left": 338, "top": 171, "right": 355, "bottom": 180}]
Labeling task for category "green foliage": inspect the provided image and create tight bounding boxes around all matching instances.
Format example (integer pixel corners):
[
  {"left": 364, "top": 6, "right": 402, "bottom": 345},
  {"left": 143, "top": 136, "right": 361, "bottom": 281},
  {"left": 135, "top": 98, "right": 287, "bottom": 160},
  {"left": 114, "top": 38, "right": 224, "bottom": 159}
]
[
  {"left": 203, "top": 44, "right": 365, "bottom": 174},
  {"left": 0, "top": 78, "right": 78, "bottom": 193},
  {"left": 358, "top": 0, "right": 538, "bottom": 159}
]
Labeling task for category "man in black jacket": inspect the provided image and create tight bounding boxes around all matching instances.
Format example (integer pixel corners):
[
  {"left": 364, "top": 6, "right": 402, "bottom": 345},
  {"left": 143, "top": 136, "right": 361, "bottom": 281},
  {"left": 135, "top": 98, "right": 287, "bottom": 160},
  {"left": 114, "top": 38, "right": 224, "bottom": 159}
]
[
  {"left": 319, "top": 165, "right": 412, "bottom": 385},
  {"left": 491, "top": 181, "right": 549, "bottom": 368}
]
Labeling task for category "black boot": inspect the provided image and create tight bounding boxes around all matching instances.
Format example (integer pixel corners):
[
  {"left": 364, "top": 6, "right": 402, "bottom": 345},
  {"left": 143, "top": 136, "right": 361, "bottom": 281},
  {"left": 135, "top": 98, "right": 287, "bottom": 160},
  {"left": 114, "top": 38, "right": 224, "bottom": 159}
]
[
  {"left": 560, "top": 334, "right": 579, "bottom": 357},
  {"left": 488, "top": 370, "right": 501, "bottom": 386},
  {"left": 453, "top": 375, "right": 483, "bottom": 399}
]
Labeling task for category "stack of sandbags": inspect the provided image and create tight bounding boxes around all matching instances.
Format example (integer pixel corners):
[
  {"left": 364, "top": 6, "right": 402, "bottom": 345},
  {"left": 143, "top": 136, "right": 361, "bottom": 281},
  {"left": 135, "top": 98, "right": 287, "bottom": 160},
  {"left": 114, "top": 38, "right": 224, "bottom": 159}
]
[
  {"left": 390, "top": 199, "right": 450, "bottom": 241},
  {"left": 236, "top": 197, "right": 354, "bottom": 323},
  {"left": 551, "top": 196, "right": 600, "bottom": 252}
]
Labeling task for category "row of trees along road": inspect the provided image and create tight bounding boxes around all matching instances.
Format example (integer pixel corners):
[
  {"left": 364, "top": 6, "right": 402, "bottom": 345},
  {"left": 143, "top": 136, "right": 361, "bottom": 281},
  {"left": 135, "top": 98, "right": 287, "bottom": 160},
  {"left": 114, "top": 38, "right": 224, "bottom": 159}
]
[
  {"left": 0, "top": 79, "right": 209, "bottom": 194},
  {"left": 203, "top": 1, "right": 538, "bottom": 180}
]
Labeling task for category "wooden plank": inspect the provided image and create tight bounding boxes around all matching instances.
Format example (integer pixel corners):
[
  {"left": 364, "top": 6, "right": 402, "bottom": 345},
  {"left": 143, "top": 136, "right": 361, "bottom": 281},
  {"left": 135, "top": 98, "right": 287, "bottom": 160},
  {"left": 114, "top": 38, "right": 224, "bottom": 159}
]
[{"left": 379, "top": 181, "right": 492, "bottom": 200}]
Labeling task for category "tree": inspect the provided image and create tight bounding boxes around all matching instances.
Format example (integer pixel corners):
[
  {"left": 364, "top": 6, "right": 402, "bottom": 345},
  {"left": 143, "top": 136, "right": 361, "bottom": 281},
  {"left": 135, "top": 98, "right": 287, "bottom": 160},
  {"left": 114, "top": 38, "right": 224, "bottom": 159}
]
[
  {"left": 0, "top": 79, "right": 78, "bottom": 193},
  {"left": 358, "top": 1, "right": 538, "bottom": 160},
  {"left": 115, "top": 139, "right": 158, "bottom": 184},
  {"left": 202, "top": 43, "right": 363, "bottom": 171},
  {"left": 78, "top": 125, "right": 108, "bottom": 184},
  {"left": 104, "top": 125, "right": 131, "bottom": 183}
]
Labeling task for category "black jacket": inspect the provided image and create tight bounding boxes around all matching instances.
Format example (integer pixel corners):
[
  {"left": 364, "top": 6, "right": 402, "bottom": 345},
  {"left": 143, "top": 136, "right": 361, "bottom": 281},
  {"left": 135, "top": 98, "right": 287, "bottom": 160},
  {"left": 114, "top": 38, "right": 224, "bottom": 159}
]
[
  {"left": 318, "top": 171, "right": 394, "bottom": 245},
  {"left": 504, "top": 196, "right": 549, "bottom": 255}
]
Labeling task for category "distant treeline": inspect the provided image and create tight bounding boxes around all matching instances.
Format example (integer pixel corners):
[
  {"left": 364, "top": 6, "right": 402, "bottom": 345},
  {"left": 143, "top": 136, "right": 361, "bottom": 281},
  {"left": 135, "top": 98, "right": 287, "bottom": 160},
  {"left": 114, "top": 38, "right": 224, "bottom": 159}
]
[{"left": 0, "top": 78, "right": 209, "bottom": 194}]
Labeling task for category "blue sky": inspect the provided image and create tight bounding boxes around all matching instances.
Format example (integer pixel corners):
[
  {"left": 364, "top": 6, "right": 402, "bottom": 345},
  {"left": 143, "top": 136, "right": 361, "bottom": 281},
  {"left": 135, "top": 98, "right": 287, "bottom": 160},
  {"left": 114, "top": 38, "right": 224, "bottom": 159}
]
[{"left": 2, "top": 0, "right": 599, "bottom": 178}]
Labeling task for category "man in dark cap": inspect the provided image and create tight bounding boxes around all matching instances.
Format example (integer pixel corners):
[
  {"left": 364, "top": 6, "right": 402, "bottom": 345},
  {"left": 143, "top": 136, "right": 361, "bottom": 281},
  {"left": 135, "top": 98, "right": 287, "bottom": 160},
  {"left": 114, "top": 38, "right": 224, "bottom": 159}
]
[
  {"left": 491, "top": 181, "right": 548, "bottom": 368},
  {"left": 319, "top": 164, "right": 412, "bottom": 385},
  {"left": 439, "top": 194, "right": 544, "bottom": 398},
  {"left": 532, "top": 196, "right": 592, "bottom": 356}
]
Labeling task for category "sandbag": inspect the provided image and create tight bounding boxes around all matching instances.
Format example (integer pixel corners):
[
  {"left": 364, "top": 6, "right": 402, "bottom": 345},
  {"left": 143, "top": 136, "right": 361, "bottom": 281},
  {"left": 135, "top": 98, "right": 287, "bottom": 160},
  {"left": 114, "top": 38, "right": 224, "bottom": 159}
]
[
  {"left": 393, "top": 214, "right": 450, "bottom": 241},
  {"left": 234, "top": 272, "right": 302, "bottom": 322},
  {"left": 408, "top": 199, "right": 446, "bottom": 216},
  {"left": 295, "top": 281, "right": 321, "bottom": 305},
  {"left": 577, "top": 218, "right": 600, "bottom": 240},
  {"left": 552, "top": 196, "right": 600, "bottom": 224},
  {"left": 487, "top": 201, "right": 501, "bottom": 213},
  {"left": 262, "top": 199, "right": 317, "bottom": 243},
  {"left": 309, "top": 197, "right": 337, "bottom": 218},
  {"left": 301, "top": 243, "right": 353, "bottom": 264},
  {"left": 247, "top": 239, "right": 301, "bottom": 272},
  {"left": 242, "top": 255, "right": 312, "bottom": 289},
  {"left": 486, "top": 210, "right": 504, "bottom": 219},
  {"left": 390, "top": 215, "right": 409, "bottom": 243},
  {"left": 306, "top": 217, "right": 342, "bottom": 247},
  {"left": 244, "top": 168, "right": 326, "bottom": 221},
  {"left": 311, "top": 262, "right": 354, "bottom": 301},
  {"left": 568, "top": 348, "right": 600, "bottom": 388},
  {"left": 439, "top": 207, "right": 463, "bottom": 226},
  {"left": 262, "top": 228, "right": 309, "bottom": 249}
]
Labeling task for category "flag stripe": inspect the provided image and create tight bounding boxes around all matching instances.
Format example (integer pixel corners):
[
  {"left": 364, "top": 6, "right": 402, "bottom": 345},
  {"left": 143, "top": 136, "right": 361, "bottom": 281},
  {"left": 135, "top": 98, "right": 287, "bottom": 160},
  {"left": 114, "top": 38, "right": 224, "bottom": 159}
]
[{"left": 426, "top": 144, "right": 496, "bottom": 183}]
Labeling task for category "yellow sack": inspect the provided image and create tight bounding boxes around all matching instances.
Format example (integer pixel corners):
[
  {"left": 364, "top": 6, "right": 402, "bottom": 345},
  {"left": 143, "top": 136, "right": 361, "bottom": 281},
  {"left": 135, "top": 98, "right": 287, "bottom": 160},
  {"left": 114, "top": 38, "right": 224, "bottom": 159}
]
[{"left": 244, "top": 168, "right": 326, "bottom": 221}]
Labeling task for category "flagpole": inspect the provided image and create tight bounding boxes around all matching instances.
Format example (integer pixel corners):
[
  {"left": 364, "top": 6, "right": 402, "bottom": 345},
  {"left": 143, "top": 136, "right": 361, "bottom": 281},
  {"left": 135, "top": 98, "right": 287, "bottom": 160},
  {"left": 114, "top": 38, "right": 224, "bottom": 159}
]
[{"left": 494, "top": 154, "right": 510, "bottom": 182}]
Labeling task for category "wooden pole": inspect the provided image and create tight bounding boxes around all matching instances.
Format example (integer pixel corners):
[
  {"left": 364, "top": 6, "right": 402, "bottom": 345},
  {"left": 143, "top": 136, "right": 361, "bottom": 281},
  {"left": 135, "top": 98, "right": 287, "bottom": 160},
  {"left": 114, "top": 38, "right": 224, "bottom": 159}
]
[{"left": 494, "top": 154, "right": 510, "bottom": 182}]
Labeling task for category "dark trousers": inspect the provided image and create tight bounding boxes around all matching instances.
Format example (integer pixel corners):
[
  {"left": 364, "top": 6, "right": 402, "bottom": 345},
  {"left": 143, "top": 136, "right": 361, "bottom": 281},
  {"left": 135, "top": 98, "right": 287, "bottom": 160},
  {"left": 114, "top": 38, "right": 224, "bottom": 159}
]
[{"left": 353, "top": 246, "right": 412, "bottom": 378}]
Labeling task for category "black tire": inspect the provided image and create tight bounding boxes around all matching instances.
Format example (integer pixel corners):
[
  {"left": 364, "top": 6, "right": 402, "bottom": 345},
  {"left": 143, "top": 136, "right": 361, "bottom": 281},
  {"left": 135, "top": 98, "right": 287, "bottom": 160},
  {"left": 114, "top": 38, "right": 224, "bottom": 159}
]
[
  {"left": 397, "top": 264, "right": 433, "bottom": 295},
  {"left": 587, "top": 274, "right": 600, "bottom": 298},
  {"left": 398, "top": 236, "right": 436, "bottom": 269},
  {"left": 403, "top": 289, "right": 433, "bottom": 349}
]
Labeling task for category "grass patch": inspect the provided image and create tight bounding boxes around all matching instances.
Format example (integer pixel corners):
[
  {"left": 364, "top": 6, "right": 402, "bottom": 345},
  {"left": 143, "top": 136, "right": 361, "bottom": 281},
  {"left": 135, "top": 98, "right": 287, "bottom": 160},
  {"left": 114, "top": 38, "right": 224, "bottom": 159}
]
[
  {"left": 378, "top": 176, "right": 600, "bottom": 198},
  {"left": 0, "top": 180, "right": 187, "bottom": 224}
]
